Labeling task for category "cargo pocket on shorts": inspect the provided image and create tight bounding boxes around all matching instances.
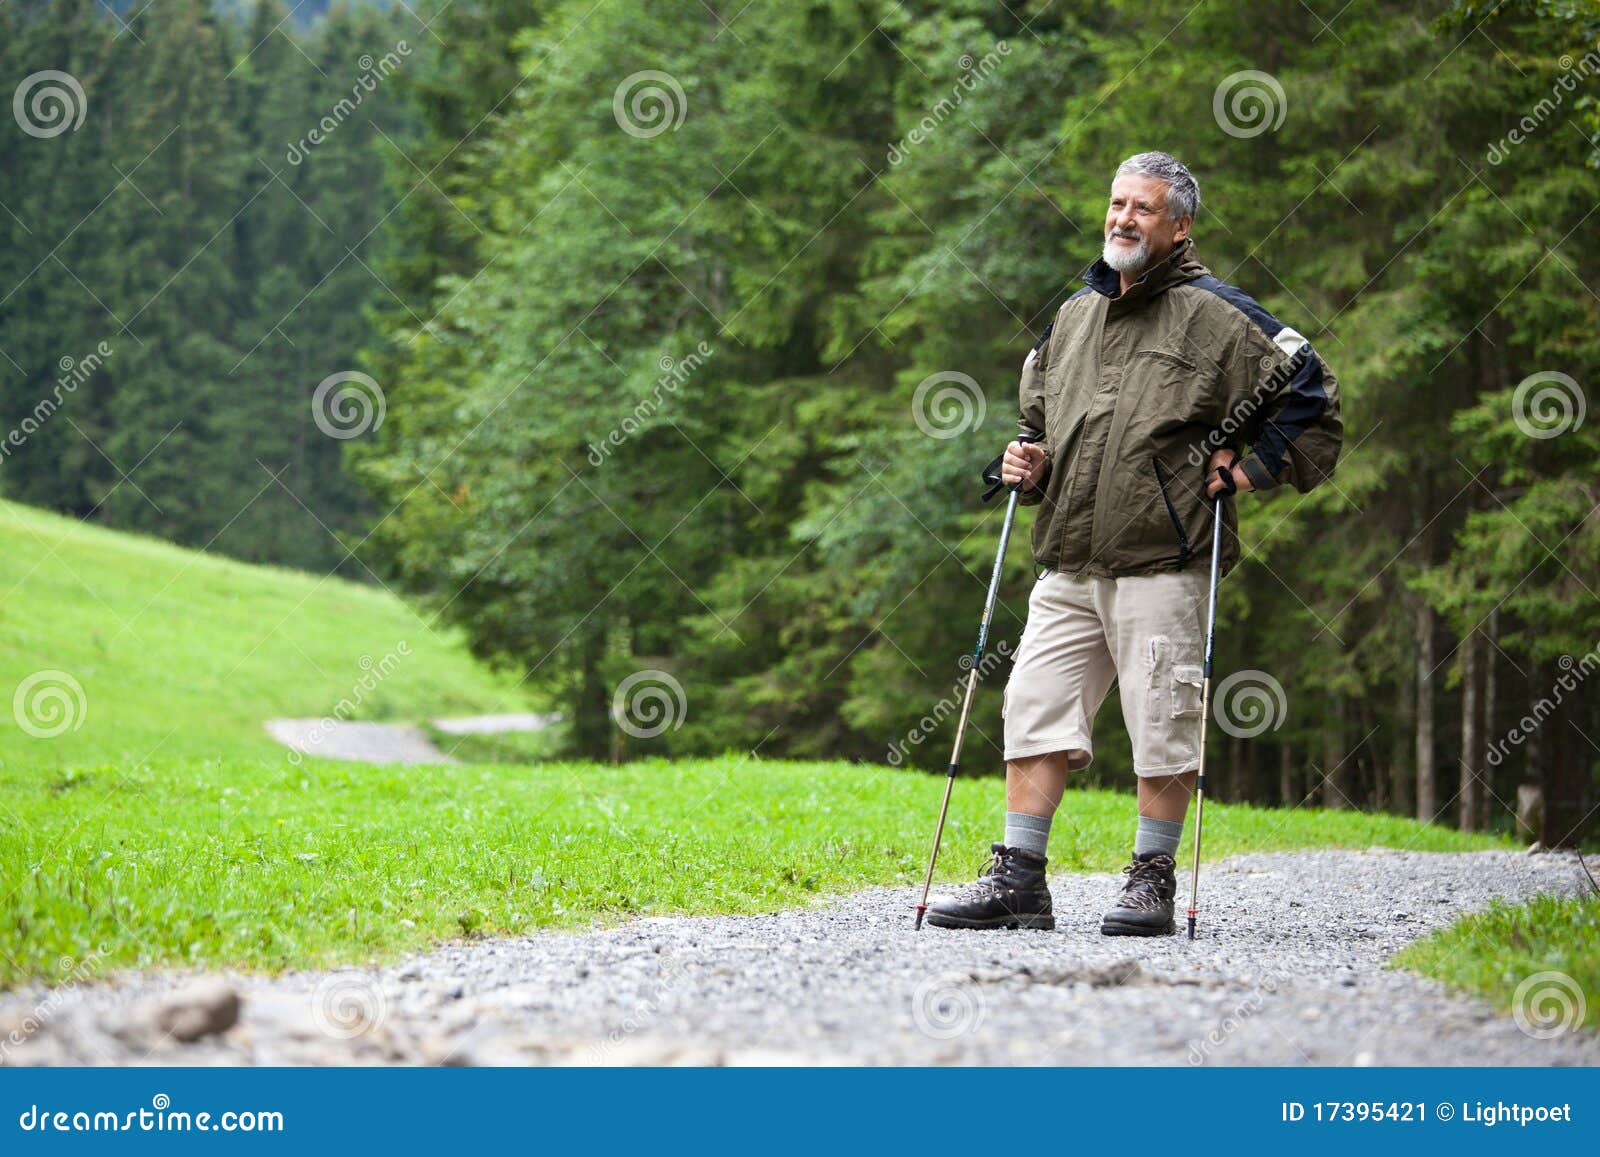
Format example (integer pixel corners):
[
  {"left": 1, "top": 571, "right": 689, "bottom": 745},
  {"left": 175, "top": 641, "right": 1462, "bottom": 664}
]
[
  {"left": 1144, "top": 635, "right": 1170, "bottom": 721},
  {"left": 1171, "top": 664, "right": 1204, "bottom": 718}
]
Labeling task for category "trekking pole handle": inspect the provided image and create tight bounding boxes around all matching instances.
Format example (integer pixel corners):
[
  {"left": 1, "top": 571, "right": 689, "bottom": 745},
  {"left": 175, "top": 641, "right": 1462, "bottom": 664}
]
[
  {"left": 1212, "top": 451, "right": 1240, "bottom": 498},
  {"left": 981, "top": 430, "right": 1045, "bottom": 502}
]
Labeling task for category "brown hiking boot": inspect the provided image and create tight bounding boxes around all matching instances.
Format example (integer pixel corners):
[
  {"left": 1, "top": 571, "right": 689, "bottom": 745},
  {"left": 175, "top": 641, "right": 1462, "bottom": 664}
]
[
  {"left": 1100, "top": 851, "right": 1177, "bottom": 936},
  {"left": 924, "top": 843, "right": 1055, "bottom": 930}
]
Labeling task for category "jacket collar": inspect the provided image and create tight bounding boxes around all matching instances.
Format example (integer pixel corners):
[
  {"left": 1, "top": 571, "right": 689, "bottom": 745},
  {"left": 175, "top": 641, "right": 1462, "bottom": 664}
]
[{"left": 1081, "top": 236, "right": 1206, "bottom": 306}]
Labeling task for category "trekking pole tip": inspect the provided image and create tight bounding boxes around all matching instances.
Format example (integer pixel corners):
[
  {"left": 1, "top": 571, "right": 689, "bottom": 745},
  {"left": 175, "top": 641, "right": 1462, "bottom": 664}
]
[
  {"left": 1186, "top": 914, "right": 1196, "bottom": 940},
  {"left": 914, "top": 906, "right": 926, "bottom": 931}
]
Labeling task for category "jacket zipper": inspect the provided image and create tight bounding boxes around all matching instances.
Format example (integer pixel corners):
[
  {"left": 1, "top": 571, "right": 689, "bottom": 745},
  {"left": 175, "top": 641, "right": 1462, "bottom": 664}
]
[
  {"left": 1052, "top": 412, "right": 1089, "bottom": 572},
  {"left": 1152, "top": 456, "right": 1192, "bottom": 567}
]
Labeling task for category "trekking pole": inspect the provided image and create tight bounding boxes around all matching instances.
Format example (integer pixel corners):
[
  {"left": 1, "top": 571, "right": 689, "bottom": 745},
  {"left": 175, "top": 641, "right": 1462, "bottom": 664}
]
[
  {"left": 1187, "top": 461, "right": 1237, "bottom": 940},
  {"left": 913, "top": 433, "right": 1039, "bottom": 931}
]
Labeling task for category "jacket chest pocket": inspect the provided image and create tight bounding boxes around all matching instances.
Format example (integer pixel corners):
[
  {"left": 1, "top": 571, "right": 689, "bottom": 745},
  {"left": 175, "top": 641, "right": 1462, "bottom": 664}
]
[
  {"left": 1131, "top": 347, "right": 1198, "bottom": 383},
  {"left": 1129, "top": 347, "right": 1209, "bottom": 426}
]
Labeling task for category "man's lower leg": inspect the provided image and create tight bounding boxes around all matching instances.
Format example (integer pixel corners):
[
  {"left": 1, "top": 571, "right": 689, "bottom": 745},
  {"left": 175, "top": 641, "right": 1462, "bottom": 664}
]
[
  {"left": 1003, "top": 750, "right": 1073, "bottom": 855},
  {"left": 1102, "top": 769, "right": 1196, "bottom": 937},
  {"left": 923, "top": 752, "right": 1074, "bottom": 931}
]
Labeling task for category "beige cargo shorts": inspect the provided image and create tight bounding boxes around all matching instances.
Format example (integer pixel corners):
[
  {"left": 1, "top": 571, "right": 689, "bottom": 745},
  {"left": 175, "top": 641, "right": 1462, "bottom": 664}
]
[{"left": 1002, "top": 568, "right": 1209, "bottom": 776}]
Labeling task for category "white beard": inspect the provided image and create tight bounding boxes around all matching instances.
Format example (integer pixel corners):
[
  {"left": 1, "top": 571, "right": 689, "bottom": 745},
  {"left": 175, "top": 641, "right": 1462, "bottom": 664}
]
[{"left": 1102, "top": 231, "right": 1149, "bottom": 273}]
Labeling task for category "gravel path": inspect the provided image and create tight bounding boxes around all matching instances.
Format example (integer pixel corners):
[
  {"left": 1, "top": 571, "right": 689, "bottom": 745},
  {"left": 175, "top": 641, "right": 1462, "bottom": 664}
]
[
  {"left": 263, "top": 713, "right": 557, "bottom": 765},
  {"left": 264, "top": 719, "right": 457, "bottom": 765},
  {"left": 3, "top": 849, "right": 1594, "bottom": 1067}
]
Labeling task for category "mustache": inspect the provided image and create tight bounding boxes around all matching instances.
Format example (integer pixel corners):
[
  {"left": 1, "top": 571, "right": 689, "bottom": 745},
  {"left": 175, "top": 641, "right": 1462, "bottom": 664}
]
[{"left": 1107, "top": 227, "right": 1142, "bottom": 240}]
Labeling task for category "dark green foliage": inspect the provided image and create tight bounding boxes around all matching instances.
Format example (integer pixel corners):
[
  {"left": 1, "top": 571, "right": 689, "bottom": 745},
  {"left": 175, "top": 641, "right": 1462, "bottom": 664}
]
[{"left": 0, "top": 0, "right": 418, "bottom": 570}]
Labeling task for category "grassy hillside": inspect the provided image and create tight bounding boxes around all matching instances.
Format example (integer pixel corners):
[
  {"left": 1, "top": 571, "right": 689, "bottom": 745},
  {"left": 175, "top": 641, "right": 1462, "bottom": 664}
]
[{"left": 0, "top": 498, "right": 533, "bottom": 766}]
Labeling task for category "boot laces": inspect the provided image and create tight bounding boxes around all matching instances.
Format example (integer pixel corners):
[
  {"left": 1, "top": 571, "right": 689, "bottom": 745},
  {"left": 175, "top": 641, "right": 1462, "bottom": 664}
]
[
  {"left": 1117, "top": 854, "right": 1174, "bottom": 911},
  {"left": 947, "top": 845, "right": 1008, "bottom": 900}
]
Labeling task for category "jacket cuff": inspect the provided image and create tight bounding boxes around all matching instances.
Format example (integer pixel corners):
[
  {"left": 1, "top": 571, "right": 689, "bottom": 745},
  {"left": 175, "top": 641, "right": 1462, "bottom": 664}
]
[{"left": 1242, "top": 454, "right": 1281, "bottom": 491}]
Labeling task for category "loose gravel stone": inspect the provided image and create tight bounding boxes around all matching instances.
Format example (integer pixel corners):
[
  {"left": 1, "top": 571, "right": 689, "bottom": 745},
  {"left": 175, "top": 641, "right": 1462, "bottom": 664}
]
[
  {"left": 1, "top": 850, "right": 1594, "bottom": 1066},
  {"left": 151, "top": 984, "right": 241, "bottom": 1043}
]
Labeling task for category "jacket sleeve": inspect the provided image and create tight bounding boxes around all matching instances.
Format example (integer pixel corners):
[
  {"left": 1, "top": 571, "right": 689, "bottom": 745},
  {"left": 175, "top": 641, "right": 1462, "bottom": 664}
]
[
  {"left": 1219, "top": 304, "right": 1343, "bottom": 494},
  {"left": 1016, "top": 319, "right": 1056, "bottom": 506}
]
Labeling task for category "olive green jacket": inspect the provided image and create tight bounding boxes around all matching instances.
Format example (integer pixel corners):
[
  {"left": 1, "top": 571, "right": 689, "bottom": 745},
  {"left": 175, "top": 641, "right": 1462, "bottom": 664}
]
[{"left": 1017, "top": 237, "right": 1343, "bottom": 577}]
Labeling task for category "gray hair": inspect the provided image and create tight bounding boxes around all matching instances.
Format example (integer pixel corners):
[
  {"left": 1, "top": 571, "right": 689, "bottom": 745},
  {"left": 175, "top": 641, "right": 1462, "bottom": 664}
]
[{"left": 1115, "top": 152, "right": 1200, "bottom": 221}]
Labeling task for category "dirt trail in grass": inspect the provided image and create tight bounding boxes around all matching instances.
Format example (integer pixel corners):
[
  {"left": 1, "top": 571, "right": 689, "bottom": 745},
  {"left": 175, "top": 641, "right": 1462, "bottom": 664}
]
[
  {"left": 263, "top": 713, "right": 556, "bottom": 765},
  {"left": 3, "top": 849, "right": 1595, "bottom": 1066}
]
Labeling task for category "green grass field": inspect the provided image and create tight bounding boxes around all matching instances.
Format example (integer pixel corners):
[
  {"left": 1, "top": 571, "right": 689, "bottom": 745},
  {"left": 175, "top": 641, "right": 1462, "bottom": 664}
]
[
  {"left": 4, "top": 751, "right": 1504, "bottom": 989},
  {"left": 1395, "top": 891, "right": 1600, "bottom": 1031},
  {"left": 0, "top": 498, "right": 1508, "bottom": 990}
]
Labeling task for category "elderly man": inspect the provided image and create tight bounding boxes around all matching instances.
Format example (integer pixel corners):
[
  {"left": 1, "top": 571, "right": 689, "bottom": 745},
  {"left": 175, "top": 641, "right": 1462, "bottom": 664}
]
[{"left": 925, "top": 151, "right": 1342, "bottom": 936}]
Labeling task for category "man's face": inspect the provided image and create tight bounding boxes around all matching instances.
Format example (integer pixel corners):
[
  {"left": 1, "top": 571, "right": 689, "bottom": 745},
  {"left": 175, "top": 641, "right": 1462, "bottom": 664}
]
[{"left": 1102, "top": 172, "right": 1191, "bottom": 275}]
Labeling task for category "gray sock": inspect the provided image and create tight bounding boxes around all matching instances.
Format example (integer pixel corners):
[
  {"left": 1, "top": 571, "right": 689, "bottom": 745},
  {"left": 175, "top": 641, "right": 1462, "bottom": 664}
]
[
  {"left": 1134, "top": 816, "right": 1183, "bottom": 858},
  {"left": 1004, "top": 811, "right": 1052, "bottom": 858}
]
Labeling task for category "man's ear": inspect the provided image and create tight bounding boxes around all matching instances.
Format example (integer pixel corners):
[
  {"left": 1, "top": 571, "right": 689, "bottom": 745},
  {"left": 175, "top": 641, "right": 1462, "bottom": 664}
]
[{"left": 1172, "top": 215, "right": 1193, "bottom": 244}]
